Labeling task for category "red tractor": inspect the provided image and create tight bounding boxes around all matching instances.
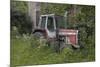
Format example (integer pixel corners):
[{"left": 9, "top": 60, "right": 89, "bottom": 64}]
[{"left": 32, "top": 12, "right": 80, "bottom": 52}]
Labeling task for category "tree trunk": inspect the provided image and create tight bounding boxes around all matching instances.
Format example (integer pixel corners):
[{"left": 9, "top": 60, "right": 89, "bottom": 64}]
[{"left": 28, "top": 2, "right": 41, "bottom": 31}]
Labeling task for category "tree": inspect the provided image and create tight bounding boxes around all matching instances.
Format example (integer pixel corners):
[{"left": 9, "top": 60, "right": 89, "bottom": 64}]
[
  {"left": 28, "top": 2, "right": 41, "bottom": 30},
  {"left": 11, "top": 1, "right": 32, "bottom": 34}
]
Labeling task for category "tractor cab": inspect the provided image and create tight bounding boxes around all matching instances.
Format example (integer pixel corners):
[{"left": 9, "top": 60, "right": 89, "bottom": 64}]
[{"left": 38, "top": 14, "right": 66, "bottom": 38}]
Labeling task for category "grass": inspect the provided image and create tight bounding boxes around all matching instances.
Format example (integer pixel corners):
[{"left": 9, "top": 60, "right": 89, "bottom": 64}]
[{"left": 11, "top": 36, "right": 95, "bottom": 67}]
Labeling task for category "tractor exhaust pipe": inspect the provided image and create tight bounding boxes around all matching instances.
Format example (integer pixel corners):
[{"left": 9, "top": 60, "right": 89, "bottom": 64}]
[{"left": 64, "top": 11, "right": 68, "bottom": 29}]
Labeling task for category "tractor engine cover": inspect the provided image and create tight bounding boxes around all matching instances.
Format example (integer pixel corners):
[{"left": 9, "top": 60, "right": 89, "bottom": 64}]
[{"left": 59, "top": 29, "right": 78, "bottom": 45}]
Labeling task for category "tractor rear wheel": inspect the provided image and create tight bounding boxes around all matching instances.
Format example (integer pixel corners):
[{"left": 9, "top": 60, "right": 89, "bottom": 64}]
[
  {"left": 31, "top": 32, "right": 46, "bottom": 48},
  {"left": 33, "top": 32, "right": 43, "bottom": 39}
]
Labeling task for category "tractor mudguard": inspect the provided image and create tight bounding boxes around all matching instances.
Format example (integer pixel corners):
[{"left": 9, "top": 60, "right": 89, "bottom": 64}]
[
  {"left": 32, "top": 29, "right": 47, "bottom": 38},
  {"left": 33, "top": 29, "right": 45, "bottom": 34}
]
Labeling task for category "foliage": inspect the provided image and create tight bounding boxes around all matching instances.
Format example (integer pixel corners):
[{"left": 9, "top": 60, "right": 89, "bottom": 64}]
[
  {"left": 11, "top": 36, "right": 95, "bottom": 67},
  {"left": 11, "top": 1, "right": 32, "bottom": 34},
  {"left": 41, "top": 3, "right": 73, "bottom": 16}
]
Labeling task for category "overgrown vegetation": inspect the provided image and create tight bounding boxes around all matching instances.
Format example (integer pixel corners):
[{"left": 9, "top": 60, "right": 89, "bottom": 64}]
[
  {"left": 11, "top": 1, "right": 32, "bottom": 34},
  {"left": 11, "top": 34, "right": 95, "bottom": 66}
]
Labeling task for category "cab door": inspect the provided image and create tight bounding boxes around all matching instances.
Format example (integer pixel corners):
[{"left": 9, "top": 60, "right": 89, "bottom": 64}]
[{"left": 46, "top": 16, "right": 56, "bottom": 38}]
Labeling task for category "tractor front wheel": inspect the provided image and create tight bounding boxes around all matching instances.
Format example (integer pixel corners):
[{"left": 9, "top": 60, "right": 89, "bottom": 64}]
[{"left": 54, "top": 37, "right": 66, "bottom": 53}]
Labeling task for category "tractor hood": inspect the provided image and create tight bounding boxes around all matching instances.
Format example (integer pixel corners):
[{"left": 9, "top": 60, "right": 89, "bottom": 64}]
[{"left": 58, "top": 29, "right": 78, "bottom": 36}]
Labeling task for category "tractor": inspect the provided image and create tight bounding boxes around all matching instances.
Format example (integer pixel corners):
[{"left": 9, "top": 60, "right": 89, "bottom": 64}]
[{"left": 32, "top": 12, "right": 80, "bottom": 52}]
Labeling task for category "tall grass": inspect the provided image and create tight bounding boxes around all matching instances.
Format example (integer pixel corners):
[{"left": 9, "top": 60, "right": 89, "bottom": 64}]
[{"left": 11, "top": 34, "right": 95, "bottom": 67}]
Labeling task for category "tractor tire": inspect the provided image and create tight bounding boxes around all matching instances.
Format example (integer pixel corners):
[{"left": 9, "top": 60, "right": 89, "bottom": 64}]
[
  {"left": 33, "top": 32, "right": 44, "bottom": 39},
  {"left": 31, "top": 32, "right": 45, "bottom": 48},
  {"left": 54, "top": 41, "right": 66, "bottom": 53},
  {"left": 54, "top": 37, "right": 66, "bottom": 53},
  {"left": 54, "top": 41, "right": 60, "bottom": 53}
]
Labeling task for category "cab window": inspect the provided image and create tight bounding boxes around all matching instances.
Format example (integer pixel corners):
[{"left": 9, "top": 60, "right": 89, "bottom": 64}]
[{"left": 47, "top": 16, "right": 54, "bottom": 32}]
